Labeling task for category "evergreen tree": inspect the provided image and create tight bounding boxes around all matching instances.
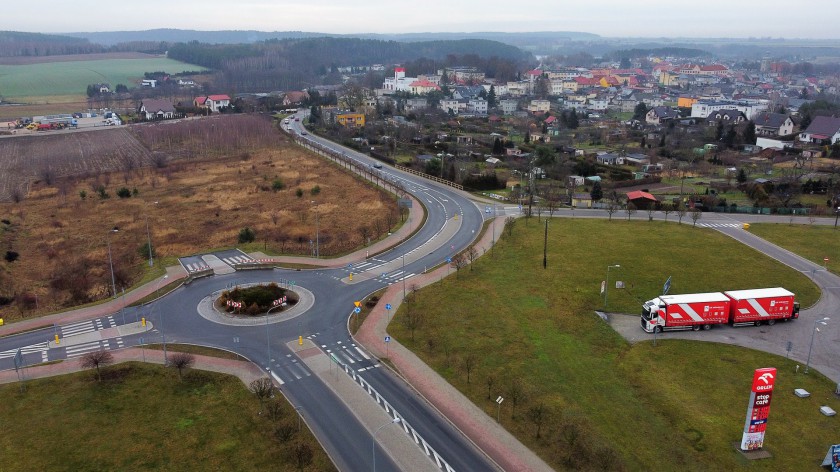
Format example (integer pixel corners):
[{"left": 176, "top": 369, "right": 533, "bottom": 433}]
[
  {"left": 568, "top": 109, "right": 579, "bottom": 129},
  {"left": 487, "top": 85, "right": 497, "bottom": 108},
  {"left": 590, "top": 181, "right": 603, "bottom": 201},
  {"left": 492, "top": 137, "right": 504, "bottom": 155},
  {"left": 744, "top": 120, "right": 756, "bottom": 144},
  {"left": 736, "top": 168, "right": 747, "bottom": 184}
]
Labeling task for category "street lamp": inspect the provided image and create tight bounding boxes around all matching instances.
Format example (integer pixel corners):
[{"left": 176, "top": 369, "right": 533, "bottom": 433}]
[
  {"left": 805, "top": 316, "right": 829, "bottom": 373},
  {"left": 106, "top": 228, "right": 119, "bottom": 298},
  {"left": 155, "top": 275, "right": 170, "bottom": 364},
  {"left": 372, "top": 417, "right": 401, "bottom": 472},
  {"left": 834, "top": 206, "right": 840, "bottom": 229},
  {"left": 402, "top": 253, "right": 406, "bottom": 299},
  {"left": 311, "top": 200, "right": 319, "bottom": 258},
  {"left": 604, "top": 264, "right": 620, "bottom": 310},
  {"left": 145, "top": 201, "right": 158, "bottom": 267}
]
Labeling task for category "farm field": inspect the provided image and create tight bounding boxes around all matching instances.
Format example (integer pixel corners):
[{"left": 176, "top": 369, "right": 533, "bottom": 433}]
[
  {"left": 390, "top": 219, "right": 829, "bottom": 471},
  {"left": 0, "top": 114, "right": 401, "bottom": 319},
  {"left": 0, "top": 54, "right": 206, "bottom": 103}
]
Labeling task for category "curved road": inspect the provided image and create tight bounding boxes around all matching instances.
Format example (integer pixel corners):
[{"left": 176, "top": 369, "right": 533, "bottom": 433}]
[{"left": 3, "top": 114, "right": 840, "bottom": 470}]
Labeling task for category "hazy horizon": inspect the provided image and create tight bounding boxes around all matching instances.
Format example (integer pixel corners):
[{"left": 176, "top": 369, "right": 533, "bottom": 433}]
[{"left": 5, "top": 0, "right": 840, "bottom": 40}]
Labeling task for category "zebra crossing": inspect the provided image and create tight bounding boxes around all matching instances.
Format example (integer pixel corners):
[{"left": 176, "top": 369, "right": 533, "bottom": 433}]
[
  {"left": 698, "top": 222, "right": 742, "bottom": 228},
  {"left": 221, "top": 255, "right": 253, "bottom": 265},
  {"left": 347, "top": 259, "right": 385, "bottom": 273},
  {"left": 183, "top": 262, "right": 211, "bottom": 273},
  {"left": 60, "top": 318, "right": 107, "bottom": 337},
  {"left": 268, "top": 355, "right": 312, "bottom": 385},
  {"left": 0, "top": 343, "right": 50, "bottom": 362},
  {"left": 378, "top": 270, "right": 415, "bottom": 283},
  {"left": 64, "top": 340, "right": 109, "bottom": 359}
]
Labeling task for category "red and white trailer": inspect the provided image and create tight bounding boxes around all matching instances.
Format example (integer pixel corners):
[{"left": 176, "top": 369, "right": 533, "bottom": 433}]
[
  {"left": 724, "top": 287, "right": 798, "bottom": 326},
  {"left": 641, "top": 292, "right": 731, "bottom": 333}
]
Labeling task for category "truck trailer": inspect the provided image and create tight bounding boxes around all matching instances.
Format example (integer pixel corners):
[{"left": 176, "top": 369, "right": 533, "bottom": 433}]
[
  {"left": 641, "top": 287, "right": 798, "bottom": 333},
  {"left": 723, "top": 287, "right": 798, "bottom": 326}
]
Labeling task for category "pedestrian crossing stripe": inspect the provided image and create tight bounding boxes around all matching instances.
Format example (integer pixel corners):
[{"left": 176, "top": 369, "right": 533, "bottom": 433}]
[{"left": 698, "top": 223, "right": 742, "bottom": 228}]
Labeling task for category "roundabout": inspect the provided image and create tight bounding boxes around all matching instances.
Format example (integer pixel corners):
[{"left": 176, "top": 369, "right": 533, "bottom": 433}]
[{"left": 196, "top": 283, "right": 315, "bottom": 326}]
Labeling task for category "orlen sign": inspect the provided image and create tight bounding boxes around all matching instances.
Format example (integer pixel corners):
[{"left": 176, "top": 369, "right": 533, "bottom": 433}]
[
  {"left": 741, "top": 367, "right": 777, "bottom": 451},
  {"left": 751, "top": 367, "right": 777, "bottom": 393}
]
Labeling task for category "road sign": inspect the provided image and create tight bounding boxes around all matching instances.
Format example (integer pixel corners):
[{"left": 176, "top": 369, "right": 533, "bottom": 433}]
[
  {"left": 446, "top": 257, "right": 452, "bottom": 263},
  {"left": 600, "top": 280, "right": 606, "bottom": 295},
  {"left": 385, "top": 336, "right": 391, "bottom": 343},
  {"left": 496, "top": 396, "right": 504, "bottom": 405},
  {"left": 354, "top": 307, "right": 361, "bottom": 314},
  {"left": 385, "top": 304, "right": 392, "bottom": 310},
  {"left": 354, "top": 301, "right": 361, "bottom": 307},
  {"left": 347, "top": 263, "right": 352, "bottom": 268},
  {"left": 663, "top": 276, "right": 672, "bottom": 295},
  {"left": 13, "top": 348, "right": 23, "bottom": 372}
]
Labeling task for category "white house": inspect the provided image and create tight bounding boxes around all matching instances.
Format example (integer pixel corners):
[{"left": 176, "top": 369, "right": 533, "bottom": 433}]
[
  {"left": 138, "top": 99, "right": 176, "bottom": 120},
  {"left": 467, "top": 98, "right": 488, "bottom": 115},
  {"left": 799, "top": 116, "right": 840, "bottom": 144},
  {"left": 528, "top": 99, "right": 551, "bottom": 114}
]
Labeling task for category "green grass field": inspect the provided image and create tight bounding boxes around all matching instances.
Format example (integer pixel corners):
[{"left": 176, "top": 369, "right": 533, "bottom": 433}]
[
  {"left": 0, "top": 363, "right": 333, "bottom": 471},
  {"left": 0, "top": 58, "right": 205, "bottom": 101},
  {"left": 748, "top": 223, "right": 840, "bottom": 273},
  {"left": 390, "top": 218, "right": 833, "bottom": 470}
]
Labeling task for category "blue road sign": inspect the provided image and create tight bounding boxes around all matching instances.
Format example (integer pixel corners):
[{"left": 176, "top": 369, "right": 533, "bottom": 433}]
[
  {"left": 663, "top": 276, "right": 672, "bottom": 295},
  {"left": 385, "top": 336, "right": 391, "bottom": 343},
  {"left": 446, "top": 257, "right": 452, "bottom": 263},
  {"left": 385, "top": 304, "right": 392, "bottom": 310},
  {"left": 354, "top": 307, "right": 361, "bottom": 314}
]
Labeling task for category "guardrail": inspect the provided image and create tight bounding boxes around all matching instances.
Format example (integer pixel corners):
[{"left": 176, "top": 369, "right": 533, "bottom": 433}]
[
  {"left": 394, "top": 164, "right": 464, "bottom": 191},
  {"left": 331, "top": 354, "right": 456, "bottom": 472},
  {"left": 295, "top": 137, "right": 404, "bottom": 195}
]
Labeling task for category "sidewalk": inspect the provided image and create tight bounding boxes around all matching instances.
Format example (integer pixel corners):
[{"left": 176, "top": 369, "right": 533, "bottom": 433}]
[
  {"left": 354, "top": 214, "right": 553, "bottom": 472},
  {"left": 0, "top": 264, "right": 188, "bottom": 337},
  {"left": 0, "top": 348, "right": 266, "bottom": 387}
]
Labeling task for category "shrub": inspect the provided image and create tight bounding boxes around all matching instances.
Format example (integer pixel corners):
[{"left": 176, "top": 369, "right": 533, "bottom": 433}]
[
  {"left": 295, "top": 188, "right": 304, "bottom": 198},
  {"left": 238, "top": 227, "right": 256, "bottom": 243},
  {"left": 310, "top": 185, "right": 321, "bottom": 196},
  {"left": 79, "top": 190, "right": 87, "bottom": 200},
  {"left": 96, "top": 186, "right": 109, "bottom": 199},
  {"left": 272, "top": 179, "right": 285, "bottom": 191},
  {"left": 4, "top": 251, "right": 19, "bottom": 263},
  {"left": 116, "top": 187, "right": 131, "bottom": 198}
]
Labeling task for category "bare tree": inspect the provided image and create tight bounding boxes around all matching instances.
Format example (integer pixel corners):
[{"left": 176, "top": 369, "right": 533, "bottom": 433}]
[
  {"left": 527, "top": 403, "right": 548, "bottom": 438},
  {"left": 80, "top": 350, "right": 114, "bottom": 382},
  {"left": 451, "top": 253, "right": 468, "bottom": 276},
  {"left": 625, "top": 202, "right": 637, "bottom": 220},
  {"left": 250, "top": 377, "right": 275, "bottom": 413},
  {"left": 606, "top": 200, "right": 620, "bottom": 221},
  {"left": 402, "top": 300, "right": 423, "bottom": 342},
  {"left": 505, "top": 216, "right": 516, "bottom": 236},
  {"left": 508, "top": 379, "right": 525, "bottom": 419},
  {"left": 661, "top": 201, "right": 673, "bottom": 221},
  {"left": 690, "top": 208, "right": 702, "bottom": 227},
  {"left": 486, "top": 375, "right": 496, "bottom": 400},
  {"left": 293, "top": 442, "right": 314, "bottom": 471},
  {"left": 462, "top": 353, "right": 477, "bottom": 384},
  {"left": 466, "top": 246, "right": 478, "bottom": 271},
  {"left": 169, "top": 352, "right": 195, "bottom": 380},
  {"left": 676, "top": 202, "right": 687, "bottom": 224}
]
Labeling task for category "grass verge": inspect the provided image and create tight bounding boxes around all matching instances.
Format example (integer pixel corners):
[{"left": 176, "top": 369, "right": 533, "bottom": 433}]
[
  {"left": 0, "top": 362, "right": 334, "bottom": 471},
  {"left": 748, "top": 223, "right": 840, "bottom": 275},
  {"left": 144, "top": 343, "right": 248, "bottom": 362},
  {"left": 389, "top": 219, "right": 831, "bottom": 471}
]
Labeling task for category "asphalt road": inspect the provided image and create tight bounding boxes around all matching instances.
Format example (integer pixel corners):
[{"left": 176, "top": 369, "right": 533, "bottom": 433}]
[{"left": 4, "top": 114, "right": 840, "bottom": 470}]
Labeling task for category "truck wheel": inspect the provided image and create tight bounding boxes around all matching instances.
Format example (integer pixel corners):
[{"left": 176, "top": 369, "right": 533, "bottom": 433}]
[
  {"left": 767, "top": 319, "right": 776, "bottom": 326},
  {"left": 655, "top": 326, "right": 663, "bottom": 334},
  {"left": 702, "top": 324, "right": 711, "bottom": 330},
  {"left": 692, "top": 325, "right": 701, "bottom": 331},
  {"left": 754, "top": 321, "right": 761, "bottom": 327}
]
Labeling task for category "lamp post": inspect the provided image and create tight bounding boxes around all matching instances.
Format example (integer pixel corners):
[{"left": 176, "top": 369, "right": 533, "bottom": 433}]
[
  {"left": 604, "top": 264, "right": 620, "bottom": 310},
  {"left": 311, "top": 200, "right": 319, "bottom": 258},
  {"left": 155, "top": 275, "right": 170, "bottom": 364},
  {"left": 264, "top": 303, "right": 284, "bottom": 374},
  {"left": 834, "top": 206, "right": 840, "bottom": 229},
  {"left": 805, "top": 316, "right": 829, "bottom": 373},
  {"left": 402, "top": 253, "right": 406, "bottom": 299},
  {"left": 372, "top": 417, "right": 401, "bottom": 472},
  {"left": 145, "top": 201, "right": 158, "bottom": 267},
  {"left": 106, "top": 228, "right": 119, "bottom": 298}
]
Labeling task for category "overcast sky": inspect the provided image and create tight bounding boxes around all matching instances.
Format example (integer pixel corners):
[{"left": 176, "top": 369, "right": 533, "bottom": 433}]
[{"left": 5, "top": 0, "right": 839, "bottom": 39}]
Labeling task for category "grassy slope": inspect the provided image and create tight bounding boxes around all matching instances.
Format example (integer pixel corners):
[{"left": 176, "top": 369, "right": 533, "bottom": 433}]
[
  {"left": 390, "top": 218, "right": 832, "bottom": 471},
  {"left": 0, "top": 58, "right": 205, "bottom": 100},
  {"left": 0, "top": 363, "right": 334, "bottom": 471},
  {"left": 748, "top": 223, "right": 840, "bottom": 274}
]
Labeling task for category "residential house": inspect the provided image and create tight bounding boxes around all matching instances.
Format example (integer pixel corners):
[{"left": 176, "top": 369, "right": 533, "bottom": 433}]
[
  {"left": 528, "top": 99, "right": 551, "bottom": 114},
  {"left": 646, "top": 106, "right": 679, "bottom": 125},
  {"left": 467, "top": 98, "right": 488, "bottom": 115},
  {"left": 754, "top": 112, "right": 795, "bottom": 137},
  {"left": 408, "top": 80, "right": 441, "bottom": 95},
  {"left": 282, "top": 91, "right": 309, "bottom": 106},
  {"left": 499, "top": 99, "right": 519, "bottom": 115},
  {"left": 141, "top": 79, "right": 157, "bottom": 88},
  {"left": 571, "top": 193, "right": 594, "bottom": 208},
  {"left": 195, "top": 94, "right": 231, "bottom": 112},
  {"left": 335, "top": 112, "right": 365, "bottom": 128},
  {"left": 138, "top": 99, "right": 176, "bottom": 120},
  {"left": 706, "top": 110, "right": 746, "bottom": 126},
  {"left": 596, "top": 152, "right": 624, "bottom": 165},
  {"left": 405, "top": 98, "right": 429, "bottom": 112},
  {"left": 799, "top": 116, "right": 840, "bottom": 144},
  {"left": 440, "top": 98, "right": 466, "bottom": 115},
  {"left": 98, "top": 83, "right": 111, "bottom": 93}
]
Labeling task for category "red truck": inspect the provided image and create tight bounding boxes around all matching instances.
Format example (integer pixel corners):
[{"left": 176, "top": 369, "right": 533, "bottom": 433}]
[{"left": 641, "top": 287, "right": 798, "bottom": 333}]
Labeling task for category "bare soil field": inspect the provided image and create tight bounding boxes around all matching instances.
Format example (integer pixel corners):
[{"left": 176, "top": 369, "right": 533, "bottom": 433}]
[
  {"left": 0, "top": 52, "right": 157, "bottom": 66},
  {"left": 0, "top": 114, "right": 399, "bottom": 320},
  {"left": 0, "top": 101, "right": 91, "bottom": 120}
]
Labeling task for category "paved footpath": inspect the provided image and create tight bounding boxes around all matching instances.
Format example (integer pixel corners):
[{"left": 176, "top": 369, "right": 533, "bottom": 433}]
[{"left": 354, "top": 214, "right": 553, "bottom": 472}]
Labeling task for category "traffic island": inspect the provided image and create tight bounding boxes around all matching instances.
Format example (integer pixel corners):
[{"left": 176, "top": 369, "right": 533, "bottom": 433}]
[{"left": 197, "top": 283, "right": 314, "bottom": 326}]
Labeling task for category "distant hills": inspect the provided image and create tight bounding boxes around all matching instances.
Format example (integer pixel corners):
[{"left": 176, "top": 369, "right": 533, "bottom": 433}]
[{"left": 63, "top": 29, "right": 601, "bottom": 48}]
